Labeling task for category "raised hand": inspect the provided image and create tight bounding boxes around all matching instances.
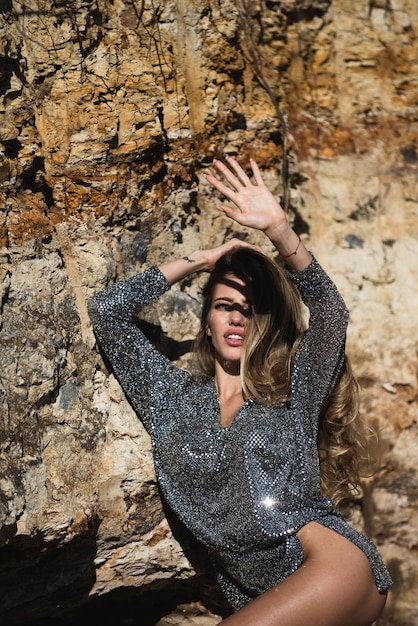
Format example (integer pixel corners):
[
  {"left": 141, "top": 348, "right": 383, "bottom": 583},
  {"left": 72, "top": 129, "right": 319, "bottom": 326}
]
[
  {"left": 206, "top": 157, "right": 287, "bottom": 237},
  {"left": 206, "top": 156, "right": 311, "bottom": 271}
]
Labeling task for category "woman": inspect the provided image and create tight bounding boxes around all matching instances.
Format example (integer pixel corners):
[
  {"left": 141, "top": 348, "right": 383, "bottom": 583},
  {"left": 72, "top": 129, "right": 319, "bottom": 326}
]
[{"left": 88, "top": 157, "right": 392, "bottom": 625}]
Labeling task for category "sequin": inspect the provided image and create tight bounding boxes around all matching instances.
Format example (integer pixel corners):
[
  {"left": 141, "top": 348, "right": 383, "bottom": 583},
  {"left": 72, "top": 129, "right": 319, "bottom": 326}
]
[{"left": 88, "top": 258, "right": 393, "bottom": 611}]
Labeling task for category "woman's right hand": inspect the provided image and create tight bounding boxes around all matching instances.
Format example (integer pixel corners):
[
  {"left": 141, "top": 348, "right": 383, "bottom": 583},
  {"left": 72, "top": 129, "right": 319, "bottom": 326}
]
[
  {"left": 196, "top": 238, "right": 264, "bottom": 272},
  {"left": 158, "top": 239, "right": 264, "bottom": 285}
]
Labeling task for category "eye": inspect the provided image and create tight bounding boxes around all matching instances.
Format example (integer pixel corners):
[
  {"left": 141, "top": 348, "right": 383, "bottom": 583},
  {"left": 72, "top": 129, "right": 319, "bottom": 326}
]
[{"left": 213, "top": 303, "right": 252, "bottom": 317}]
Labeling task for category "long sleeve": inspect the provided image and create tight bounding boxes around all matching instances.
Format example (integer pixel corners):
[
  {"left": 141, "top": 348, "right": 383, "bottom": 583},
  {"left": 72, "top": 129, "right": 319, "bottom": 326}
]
[
  {"left": 282, "top": 254, "right": 349, "bottom": 508},
  {"left": 87, "top": 266, "right": 191, "bottom": 434},
  {"left": 287, "top": 257, "right": 349, "bottom": 441}
]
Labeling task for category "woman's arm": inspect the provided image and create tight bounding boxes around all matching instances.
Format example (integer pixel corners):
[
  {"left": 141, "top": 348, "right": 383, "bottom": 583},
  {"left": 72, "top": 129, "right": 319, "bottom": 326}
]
[
  {"left": 88, "top": 239, "right": 264, "bottom": 431},
  {"left": 205, "top": 157, "right": 312, "bottom": 272},
  {"left": 289, "top": 259, "right": 349, "bottom": 423},
  {"left": 88, "top": 267, "right": 183, "bottom": 433}
]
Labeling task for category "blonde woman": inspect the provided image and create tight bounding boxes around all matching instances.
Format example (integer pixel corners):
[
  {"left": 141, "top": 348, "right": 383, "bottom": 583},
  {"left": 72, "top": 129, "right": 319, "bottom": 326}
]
[{"left": 88, "top": 157, "right": 392, "bottom": 625}]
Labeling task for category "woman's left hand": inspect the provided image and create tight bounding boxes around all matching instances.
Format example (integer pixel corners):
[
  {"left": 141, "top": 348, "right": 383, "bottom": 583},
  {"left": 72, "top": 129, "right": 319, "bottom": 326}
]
[{"left": 205, "top": 157, "right": 287, "bottom": 237}]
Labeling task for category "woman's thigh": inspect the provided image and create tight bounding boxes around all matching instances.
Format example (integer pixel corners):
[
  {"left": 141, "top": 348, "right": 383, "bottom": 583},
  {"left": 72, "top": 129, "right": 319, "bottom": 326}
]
[{"left": 219, "top": 522, "right": 387, "bottom": 626}]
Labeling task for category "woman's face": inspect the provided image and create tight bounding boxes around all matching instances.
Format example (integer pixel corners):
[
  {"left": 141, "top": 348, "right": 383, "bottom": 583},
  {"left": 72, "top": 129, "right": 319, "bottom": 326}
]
[{"left": 206, "top": 274, "right": 252, "bottom": 366}]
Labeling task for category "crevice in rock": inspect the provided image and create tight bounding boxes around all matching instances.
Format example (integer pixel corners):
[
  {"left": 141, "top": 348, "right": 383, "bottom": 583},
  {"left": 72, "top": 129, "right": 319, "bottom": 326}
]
[{"left": 0, "top": 515, "right": 100, "bottom": 625}]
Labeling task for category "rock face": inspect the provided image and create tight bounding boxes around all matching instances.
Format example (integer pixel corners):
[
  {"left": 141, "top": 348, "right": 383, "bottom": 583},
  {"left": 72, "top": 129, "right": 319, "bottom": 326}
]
[{"left": 0, "top": 0, "right": 417, "bottom": 624}]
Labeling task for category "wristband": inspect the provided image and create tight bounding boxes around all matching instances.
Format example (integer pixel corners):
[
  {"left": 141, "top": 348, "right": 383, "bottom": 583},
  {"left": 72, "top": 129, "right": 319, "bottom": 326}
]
[{"left": 279, "top": 235, "right": 302, "bottom": 258}]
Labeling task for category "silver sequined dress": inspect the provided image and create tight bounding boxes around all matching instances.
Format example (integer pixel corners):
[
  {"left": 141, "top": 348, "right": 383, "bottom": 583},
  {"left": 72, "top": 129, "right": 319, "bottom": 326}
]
[{"left": 88, "top": 257, "right": 392, "bottom": 610}]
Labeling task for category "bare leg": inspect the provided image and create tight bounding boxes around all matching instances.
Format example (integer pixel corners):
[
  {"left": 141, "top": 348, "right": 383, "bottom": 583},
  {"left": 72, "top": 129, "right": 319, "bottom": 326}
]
[{"left": 219, "top": 522, "right": 387, "bottom": 626}]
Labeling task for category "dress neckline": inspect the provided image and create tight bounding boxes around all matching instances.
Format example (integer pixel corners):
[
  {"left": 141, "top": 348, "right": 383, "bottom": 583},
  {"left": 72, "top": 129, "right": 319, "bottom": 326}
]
[{"left": 209, "top": 379, "right": 252, "bottom": 430}]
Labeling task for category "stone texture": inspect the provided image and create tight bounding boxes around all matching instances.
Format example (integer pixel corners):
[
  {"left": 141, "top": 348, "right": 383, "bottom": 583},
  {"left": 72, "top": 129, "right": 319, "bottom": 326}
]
[{"left": 0, "top": 0, "right": 417, "bottom": 624}]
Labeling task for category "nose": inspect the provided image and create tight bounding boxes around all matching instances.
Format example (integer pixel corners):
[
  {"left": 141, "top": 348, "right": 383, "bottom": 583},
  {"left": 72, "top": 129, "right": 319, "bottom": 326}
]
[{"left": 229, "top": 307, "right": 245, "bottom": 325}]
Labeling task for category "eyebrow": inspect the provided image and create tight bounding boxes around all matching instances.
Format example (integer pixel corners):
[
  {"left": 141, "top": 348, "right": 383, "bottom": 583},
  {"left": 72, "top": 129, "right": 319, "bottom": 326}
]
[{"left": 214, "top": 295, "right": 247, "bottom": 301}]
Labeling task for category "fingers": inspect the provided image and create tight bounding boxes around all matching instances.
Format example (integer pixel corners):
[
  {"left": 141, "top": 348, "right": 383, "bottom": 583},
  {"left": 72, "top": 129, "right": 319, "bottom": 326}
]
[
  {"left": 212, "top": 158, "right": 242, "bottom": 191},
  {"left": 249, "top": 158, "right": 264, "bottom": 186},
  {"left": 220, "top": 238, "right": 266, "bottom": 256},
  {"left": 210, "top": 157, "right": 253, "bottom": 191},
  {"left": 205, "top": 157, "right": 261, "bottom": 215},
  {"left": 205, "top": 174, "right": 237, "bottom": 203},
  {"left": 239, "top": 241, "right": 266, "bottom": 255},
  {"left": 206, "top": 156, "right": 265, "bottom": 203},
  {"left": 217, "top": 203, "right": 240, "bottom": 219},
  {"left": 222, "top": 156, "right": 253, "bottom": 187}
]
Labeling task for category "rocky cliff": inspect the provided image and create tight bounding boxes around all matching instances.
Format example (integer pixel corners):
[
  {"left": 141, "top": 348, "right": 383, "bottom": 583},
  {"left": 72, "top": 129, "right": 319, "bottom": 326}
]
[{"left": 0, "top": 0, "right": 417, "bottom": 624}]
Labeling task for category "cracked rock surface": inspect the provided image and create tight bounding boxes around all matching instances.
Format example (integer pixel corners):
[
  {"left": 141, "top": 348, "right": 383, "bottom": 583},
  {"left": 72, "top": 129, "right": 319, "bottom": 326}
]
[{"left": 0, "top": 1, "right": 417, "bottom": 624}]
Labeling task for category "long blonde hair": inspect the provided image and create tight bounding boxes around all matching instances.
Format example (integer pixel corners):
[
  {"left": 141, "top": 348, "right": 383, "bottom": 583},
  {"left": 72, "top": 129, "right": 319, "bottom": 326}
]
[
  {"left": 194, "top": 248, "right": 376, "bottom": 507},
  {"left": 317, "top": 357, "right": 378, "bottom": 509}
]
